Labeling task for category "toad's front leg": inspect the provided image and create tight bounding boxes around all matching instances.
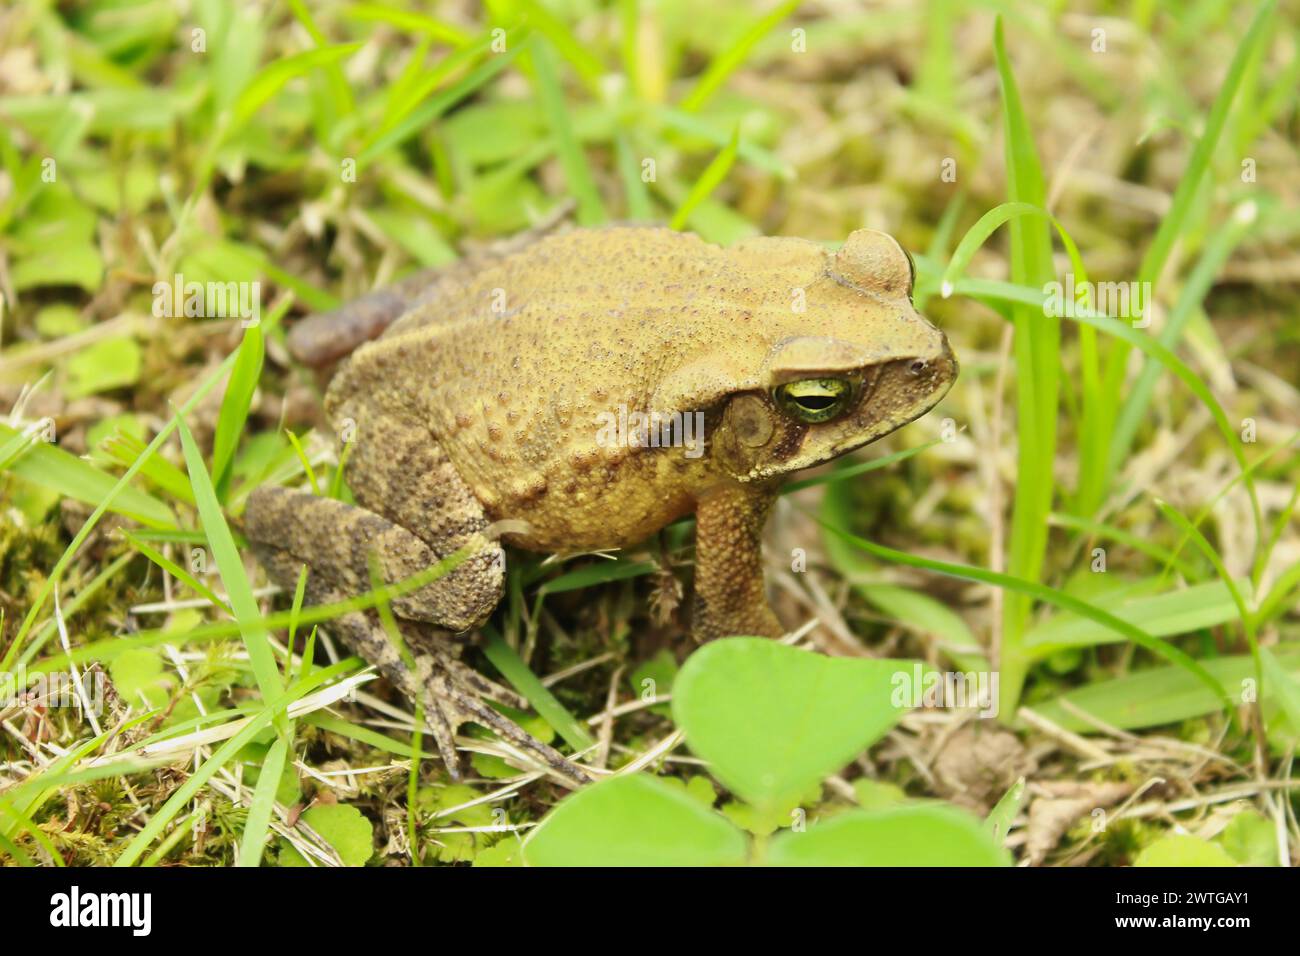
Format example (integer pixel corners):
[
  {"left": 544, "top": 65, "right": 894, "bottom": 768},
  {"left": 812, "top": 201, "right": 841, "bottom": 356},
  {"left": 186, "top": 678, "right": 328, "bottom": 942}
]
[{"left": 690, "top": 483, "right": 783, "bottom": 640}]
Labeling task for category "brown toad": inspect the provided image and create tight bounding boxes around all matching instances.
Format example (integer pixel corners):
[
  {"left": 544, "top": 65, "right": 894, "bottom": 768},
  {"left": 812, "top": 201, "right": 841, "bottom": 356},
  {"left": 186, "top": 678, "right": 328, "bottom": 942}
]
[{"left": 246, "top": 225, "right": 957, "bottom": 784}]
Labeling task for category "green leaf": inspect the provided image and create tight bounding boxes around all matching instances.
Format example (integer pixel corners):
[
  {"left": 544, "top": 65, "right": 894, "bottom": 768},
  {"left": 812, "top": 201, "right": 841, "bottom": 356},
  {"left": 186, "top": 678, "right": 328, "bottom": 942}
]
[
  {"left": 108, "top": 648, "right": 170, "bottom": 708},
  {"left": 767, "top": 805, "right": 1010, "bottom": 866},
  {"left": 65, "top": 338, "right": 143, "bottom": 398},
  {"left": 671, "top": 638, "right": 915, "bottom": 812},
  {"left": 1134, "top": 834, "right": 1238, "bottom": 867},
  {"left": 282, "top": 803, "right": 374, "bottom": 867},
  {"left": 531, "top": 39, "right": 606, "bottom": 226},
  {"left": 985, "top": 777, "right": 1026, "bottom": 845},
  {"left": 523, "top": 774, "right": 748, "bottom": 867},
  {"left": 628, "top": 648, "right": 677, "bottom": 716},
  {"left": 11, "top": 242, "right": 103, "bottom": 291},
  {"left": 1217, "top": 811, "right": 1278, "bottom": 867}
]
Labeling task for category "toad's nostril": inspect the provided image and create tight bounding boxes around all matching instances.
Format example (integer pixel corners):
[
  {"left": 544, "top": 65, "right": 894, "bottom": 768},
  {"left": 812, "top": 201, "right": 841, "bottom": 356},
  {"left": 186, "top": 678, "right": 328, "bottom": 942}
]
[{"left": 909, "top": 360, "right": 927, "bottom": 375}]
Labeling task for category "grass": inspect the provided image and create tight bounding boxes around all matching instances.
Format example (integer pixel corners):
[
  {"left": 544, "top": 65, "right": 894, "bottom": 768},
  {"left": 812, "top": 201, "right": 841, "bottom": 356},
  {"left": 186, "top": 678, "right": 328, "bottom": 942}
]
[{"left": 1, "top": 0, "right": 1298, "bottom": 867}]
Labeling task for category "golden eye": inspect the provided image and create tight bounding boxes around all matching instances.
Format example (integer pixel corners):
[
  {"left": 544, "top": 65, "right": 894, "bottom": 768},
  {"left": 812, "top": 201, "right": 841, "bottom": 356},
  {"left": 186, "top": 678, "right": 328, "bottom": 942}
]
[{"left": 773, "top": 378, "right": 853, "bottom": 424}]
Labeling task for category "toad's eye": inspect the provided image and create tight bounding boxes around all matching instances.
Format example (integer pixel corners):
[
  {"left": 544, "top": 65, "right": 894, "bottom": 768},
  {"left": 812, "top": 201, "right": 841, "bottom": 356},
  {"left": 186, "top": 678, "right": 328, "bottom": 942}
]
[{"left": 772, "top": 378, "right": 853, "bottom": 424}]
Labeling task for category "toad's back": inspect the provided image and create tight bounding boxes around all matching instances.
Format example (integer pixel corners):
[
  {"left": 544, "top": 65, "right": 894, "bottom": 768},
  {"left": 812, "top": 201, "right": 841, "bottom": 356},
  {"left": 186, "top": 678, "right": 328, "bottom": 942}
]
[{"left": 324, "top": 226, "right": 831, "bottom": 546}]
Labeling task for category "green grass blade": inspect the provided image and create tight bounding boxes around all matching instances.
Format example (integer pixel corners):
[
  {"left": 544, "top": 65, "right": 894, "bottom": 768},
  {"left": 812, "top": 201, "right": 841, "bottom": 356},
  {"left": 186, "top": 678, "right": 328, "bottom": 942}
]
[
  {"left": 358, "top": 32, "right": 530, "bottom": 163},
  {"left": 1260, "top": 647, "right": 1300, "bottom": 734},
  {"left": 677, "top": 0, "right": 800, "bottom": 112},
  {"left": 343, "top": 2, "right": 472, "bottom": 46},
  {"left": 1031, "top": 647, "right": 1300, "bottom": 733},
  {"left": 1094, "top": 0, "right": 1277, "bottom": 506},
  {"left": 669, "top": 124, "right": 739, "bottom": 231},
  {"left": 113, "top": 666, "right": 341, "bottom": 867},
  {"left": 531, "top": 38, "right": 607, "bottom": 225},
  {"left": 1107, "top": 202, "right": 1258, "bottom": 494},
  {"left": 991, "top": 17, "right": 1061, "bottom": 717},
  {"left": 515, "top": 0, "right": 605, "bottom": 92},
  {"left": 211, "top": 323, "right": 264, "bottom": 502},
  {"left": 177, "top": 413, "right": 285, "bottom": 723},
  {"left": 236, "top": 734, "right": 290, "bottom": 867},
  {"left": 819, "top": 521, "right": 1230, "bottom": 713},
  {"left": 1024, "top": 578, "right": 1249, "bottom": 653},
  {"left": 0, "top": 423, "right": 175, "bottom": 528},
  {"left": 482, "top": 630, "right": 594, "bottom": 752}
]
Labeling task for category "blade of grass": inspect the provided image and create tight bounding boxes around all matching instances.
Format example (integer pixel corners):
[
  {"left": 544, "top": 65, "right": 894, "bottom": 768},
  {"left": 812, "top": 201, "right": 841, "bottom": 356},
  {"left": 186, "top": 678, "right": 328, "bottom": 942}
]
[
  {"left": 531, "top": 38, "right": 606, "bottom": 225},
  {"left": 992, "top": 17, "right": 1061, "bottom": 719},
  {"left": 121, "top": 530, "right": 231, "bottom": 615},
  {"left": 514, "top": 0, "right": 605, "bottom": 93},
  {"left": 615, "top": 131, "right": 654, "bottom": 220},
  {"left": 0, "top": 423, "right": 175, "bottom": 528},
  {"left": 1031, "top": 647, "right": 1300, "bottom": 733},
  {"left": 343, "top": 2, "right": 471, "bottom": 46},
  {"left": 481, "top": 629, "right": 594, "bottom": 752},
  {"left": 358, "top": 32, "right": 530, "bottom": 163},
  {"left": 236, "top": 733, "right": 290, "bottom": 867},
  {"left": 950, "top": 276, "right": 1263, "bottom": 558},
  {"left": 818, "top": 520, "right": 1230, "bottom": 712},
  {"left": 1108, "top": 200, "right": 1259, "bottom": 505},
  {"left": 1091, "top": 0, "right": 1277, "bottom": 511},
  {"left": 1154, "top": 500, "right": 1259, "bottom": 682},
  {"left": 1260, "top": 647, "right": 1300, "bottom": 733},
  {"left": 669, "top": 124, "right": 739, "bottom": 231},
  {"left": 285, "top": 0, "right": 355, "bottom": 120},
  {"left": 282, "top": 429, "right": 321, "bottom": 497},
  {"left": 2, "top": 346, "right": 242, "bottom": 674},
  {"left": 677, "top": 0, "right": 800, "bottom": 113},
  {"left": 113, "top": 664, "right": 343, "bottom": 867},
  {"left": 211, "top": 322, "right": 264, "bottom": 502},
  {"left": 177, "top": 413, "right": 285, "bottom": 730}
]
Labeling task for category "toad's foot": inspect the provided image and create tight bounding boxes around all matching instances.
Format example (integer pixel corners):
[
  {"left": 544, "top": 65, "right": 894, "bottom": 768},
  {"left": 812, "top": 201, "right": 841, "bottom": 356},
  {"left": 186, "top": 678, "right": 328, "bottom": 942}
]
[{"left": 326, "top": 604, "right": 590, "bottom": 787}]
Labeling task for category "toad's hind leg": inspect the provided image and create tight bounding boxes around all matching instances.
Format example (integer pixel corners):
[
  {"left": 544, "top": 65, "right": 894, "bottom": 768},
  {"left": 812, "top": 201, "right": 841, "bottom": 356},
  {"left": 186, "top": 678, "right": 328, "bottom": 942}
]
[
  {"left": 246, "top": 501, "right": 588, "bottom": 784},
  {"left": 245, "top": 418, "right": 588, "bottom": 784}
]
